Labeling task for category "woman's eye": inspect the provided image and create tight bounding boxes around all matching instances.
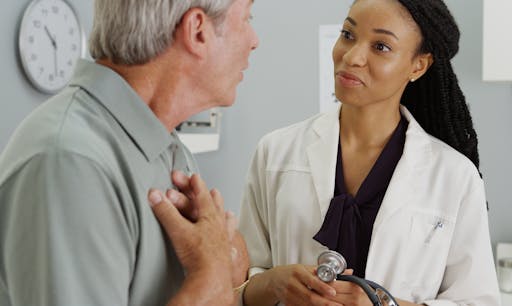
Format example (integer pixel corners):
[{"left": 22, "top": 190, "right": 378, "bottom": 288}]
[
  {"left": 375, "top": 42, "right": 391, "bottom": 52},
  {"left": 340, "top": 29, "right": 354, "bottom": 40}
]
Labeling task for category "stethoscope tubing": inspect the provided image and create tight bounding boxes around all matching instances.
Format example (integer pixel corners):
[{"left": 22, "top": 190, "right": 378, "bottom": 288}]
[{"left": 336, "top": 275, "right": 399, "bottom": 306}]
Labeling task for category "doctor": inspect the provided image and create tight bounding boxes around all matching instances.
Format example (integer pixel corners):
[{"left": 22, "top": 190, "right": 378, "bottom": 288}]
[{"left": 239, "top": 0, "right": 501, "bottom": 305}]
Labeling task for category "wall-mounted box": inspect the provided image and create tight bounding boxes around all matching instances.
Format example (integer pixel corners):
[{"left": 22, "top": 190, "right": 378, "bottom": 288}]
[
  {"left": 482, "top": 1, "right": 512, "bottom": 81},
  {"left": 177, "top": 108, "right": 221, "bottom": 154}
]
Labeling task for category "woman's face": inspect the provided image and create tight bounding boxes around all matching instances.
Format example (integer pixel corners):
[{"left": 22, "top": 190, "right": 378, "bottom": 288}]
[{"left": 332, "top": 0, "right": 430, "bottom": 109}]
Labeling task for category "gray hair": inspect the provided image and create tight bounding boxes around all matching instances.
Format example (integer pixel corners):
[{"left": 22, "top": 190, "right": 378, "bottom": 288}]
[{"left": 89, "top": 0, "right": 235, "bottom": 65}]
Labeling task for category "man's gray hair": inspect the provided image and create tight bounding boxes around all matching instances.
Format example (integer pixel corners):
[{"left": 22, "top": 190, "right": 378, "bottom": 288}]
[{"left": 89, "top": 0, "right": 235, "bottom": 65}]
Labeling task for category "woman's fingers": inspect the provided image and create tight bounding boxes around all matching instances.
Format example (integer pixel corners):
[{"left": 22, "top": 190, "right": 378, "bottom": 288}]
[{"left": 301, "top": 266, "right": 337, "bottom": 298}]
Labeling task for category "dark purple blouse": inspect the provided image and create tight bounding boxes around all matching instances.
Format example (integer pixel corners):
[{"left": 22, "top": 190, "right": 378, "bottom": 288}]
[{"left": 313, "top": 116, "right": 408, "bottom": 278}]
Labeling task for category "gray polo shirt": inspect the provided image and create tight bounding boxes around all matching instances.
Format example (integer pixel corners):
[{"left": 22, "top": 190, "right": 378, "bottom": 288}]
[{"left": 0, "top": 59, "right": 198, "bottom": 306}]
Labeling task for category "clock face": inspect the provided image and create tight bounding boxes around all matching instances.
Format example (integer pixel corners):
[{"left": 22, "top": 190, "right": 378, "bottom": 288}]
[{"left": 19, "top": 0, "right": 85, "bottom": 94}]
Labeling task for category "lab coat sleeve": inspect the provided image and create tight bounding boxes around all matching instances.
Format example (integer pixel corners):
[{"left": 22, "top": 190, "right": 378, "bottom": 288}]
[
  {"left": 239, "top": 139, "right": 273, "bottom": 278},
  {"left": 423, "top": 175, "right": 501, "bottom": 306}
]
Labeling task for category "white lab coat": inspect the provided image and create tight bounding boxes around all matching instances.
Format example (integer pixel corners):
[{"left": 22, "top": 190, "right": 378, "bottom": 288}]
[{"left": 239, "top": 105, "right": 501, "bottom": 305}]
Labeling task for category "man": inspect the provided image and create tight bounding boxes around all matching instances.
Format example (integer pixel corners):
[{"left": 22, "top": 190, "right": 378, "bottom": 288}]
[{"left": 0, "top": 0, "right": 258, "bottom": 305}]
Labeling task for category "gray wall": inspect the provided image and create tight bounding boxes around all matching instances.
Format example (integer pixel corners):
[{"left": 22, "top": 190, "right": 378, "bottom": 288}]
[
  {"left": 0, "top": 1, "right": 94, "bottom": 144},
  {"left": 1, "top": 1, "right": 511, "bottom": 247}
]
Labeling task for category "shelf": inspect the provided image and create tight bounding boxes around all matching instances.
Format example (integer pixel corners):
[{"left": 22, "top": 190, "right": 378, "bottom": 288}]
[{"left": 502, "top": 292, "right": 512, "bottom": 305}]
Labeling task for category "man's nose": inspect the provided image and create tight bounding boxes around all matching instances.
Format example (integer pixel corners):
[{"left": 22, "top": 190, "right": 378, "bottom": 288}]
[{"left": 250, "top": 28, "right": 259, "bottom": 50}]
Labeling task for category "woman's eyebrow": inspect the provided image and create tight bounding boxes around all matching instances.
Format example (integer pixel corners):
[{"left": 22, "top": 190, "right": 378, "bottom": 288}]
[
  {"left": 374, "top": 28, "right": 399, "bottom": 40},
  {"left": 345, "top": 17, "right": 357, "bottom": 26},
  {"left": 345, "top": 17, "right": 399, "bottom": 40}
]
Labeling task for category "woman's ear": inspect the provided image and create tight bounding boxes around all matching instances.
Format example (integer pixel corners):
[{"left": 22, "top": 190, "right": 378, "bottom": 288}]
[{"left": 410, "top": 53, "right": 433, "bottom": 82}]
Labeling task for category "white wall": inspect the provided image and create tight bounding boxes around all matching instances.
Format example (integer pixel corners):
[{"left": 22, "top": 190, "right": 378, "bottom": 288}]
[
  {"left": 1, "top": 0, "right": 511, "bottom": 247},
  {"left": 482, "top": 1, "right": 512, "bottom": 81}
]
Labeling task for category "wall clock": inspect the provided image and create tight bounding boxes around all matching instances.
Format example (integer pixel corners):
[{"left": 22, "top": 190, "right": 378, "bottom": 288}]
[{"left": 18, "top": 0, "right": 85, "bottom": 94}]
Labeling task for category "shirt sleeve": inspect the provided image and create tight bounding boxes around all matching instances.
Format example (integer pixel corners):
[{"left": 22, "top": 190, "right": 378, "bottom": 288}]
[
  {"left": 0, "top": 150, "right": 136, "bottom": 306},
  {"left": 238, "top": 140, "right": 273, "bottom": 278},
  {"left": 423, "top": 176, "right": 501, "bottom": 306}
]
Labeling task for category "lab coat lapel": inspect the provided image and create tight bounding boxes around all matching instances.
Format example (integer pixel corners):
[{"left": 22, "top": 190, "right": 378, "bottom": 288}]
[
  {"left": 306, "top": 108, "right": 340, "bottom": 219},
  {"left": 367, "top": 106, "right": 431, "bottom": 277},
  {"left": 372, "top": 106, "right": 431, "bottom": 233}
]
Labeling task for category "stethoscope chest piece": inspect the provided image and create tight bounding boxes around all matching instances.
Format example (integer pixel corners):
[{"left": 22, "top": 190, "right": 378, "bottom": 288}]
[
  {"left": 315, "top": 250, "right": 400, "bottom": 306},
  {"left": 316, "top": 250, "right": 347, "bottom": 282}
]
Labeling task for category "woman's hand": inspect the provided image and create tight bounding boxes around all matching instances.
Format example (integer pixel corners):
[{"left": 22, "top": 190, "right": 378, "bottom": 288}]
[
  {"left": 244, "top": 264, "right": 342, "bottom": 306},
  {"left": 326, "top": 280, "right": 374, "bottom": 306}
]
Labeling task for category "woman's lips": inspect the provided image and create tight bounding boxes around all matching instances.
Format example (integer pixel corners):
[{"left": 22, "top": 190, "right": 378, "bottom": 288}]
[{"left": 336, "top": 71, "right": 364, "bottom": 87}]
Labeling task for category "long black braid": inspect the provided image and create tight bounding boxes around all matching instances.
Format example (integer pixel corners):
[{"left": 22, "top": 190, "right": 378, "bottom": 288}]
[{"left": 396, "top": 0, "right": 480, "bottom": 170}]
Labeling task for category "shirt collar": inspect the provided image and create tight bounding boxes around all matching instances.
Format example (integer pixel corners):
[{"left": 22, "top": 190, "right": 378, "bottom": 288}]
[{"left": 68, "top": 59, "right": 174, "bottom": 161}]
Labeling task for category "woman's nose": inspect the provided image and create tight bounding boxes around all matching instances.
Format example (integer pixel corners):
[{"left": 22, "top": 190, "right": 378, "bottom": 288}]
[{"left": 342, "top": 44, "right": 367, "bottom": 67}]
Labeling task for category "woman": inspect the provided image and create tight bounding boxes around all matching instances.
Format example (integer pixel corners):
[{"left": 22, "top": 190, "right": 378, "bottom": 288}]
[{"left": 238, "top": 0, "right": 501, "bottom": 305}]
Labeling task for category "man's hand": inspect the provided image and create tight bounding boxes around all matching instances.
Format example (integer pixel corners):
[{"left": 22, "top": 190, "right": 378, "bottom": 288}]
[
  {"left": 163, "top": 170, "right": 250, "bottom": 287},
  {"left": 164, "top": 170, "right": 200, "bottom": 221},
  {"left": 229, "top": 227, "right": 250, "bottom": 287},
  {"left": 148, "top": 174, "right": 233, "bottom": 306}
]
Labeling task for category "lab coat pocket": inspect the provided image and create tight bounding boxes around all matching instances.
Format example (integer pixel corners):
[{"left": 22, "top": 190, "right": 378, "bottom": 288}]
[{"left": 402, "top": 213, "right": 454, "bottom": 293}]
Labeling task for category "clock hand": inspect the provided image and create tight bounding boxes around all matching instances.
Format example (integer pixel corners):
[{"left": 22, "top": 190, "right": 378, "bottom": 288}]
[
  {"left": 44, "top": 26, "right": 56, "bottom": 49},
  {"left": 44, "top": 26, "right": 58, "bottom": 78},
  {"left": 53, "top": 48, "right": 58, "bottom": 77}
]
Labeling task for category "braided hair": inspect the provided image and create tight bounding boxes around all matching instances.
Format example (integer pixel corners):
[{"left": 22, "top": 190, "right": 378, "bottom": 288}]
[{"left": 395, "top": 0, "right": 480, "bottom": 170}]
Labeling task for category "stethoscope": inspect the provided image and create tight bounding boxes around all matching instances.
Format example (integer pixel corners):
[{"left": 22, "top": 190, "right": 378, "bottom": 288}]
[{"left": 316, "top": 250, "right": 399, "bottom": 306}]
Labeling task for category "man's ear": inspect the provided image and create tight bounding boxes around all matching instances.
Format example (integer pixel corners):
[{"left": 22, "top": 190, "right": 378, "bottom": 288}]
[
  {"left": 173, "top": 8, "right": 212, "bottom": 58},
  {"left": 410, "top": 53, "right": 433, "bottom": 81}
]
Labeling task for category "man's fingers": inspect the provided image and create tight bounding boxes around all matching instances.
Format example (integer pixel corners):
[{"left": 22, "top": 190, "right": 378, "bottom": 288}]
[
  {"left": 210, "top": 188, "right": 225, "bottom": 210},
  {"left": 171, "top": 170, "right": 193, "bottom": 198},
  {"left": 148, "top": 188, "right": 188, "bottom": 237},
  {"left": 225, "top": 210, "right": 237, "bottom": 241},
  {"left": 190, "top": 174, "right": 208, "bottom": 197},
  {"left": 189, "top": 174, "right": 220, "bottom": 215},
  {"left": 166, "top": 189, "right": 190, "bottom": 210},
  {"left": 166, "top": 188, "right": 199, "bottom": 221}
]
